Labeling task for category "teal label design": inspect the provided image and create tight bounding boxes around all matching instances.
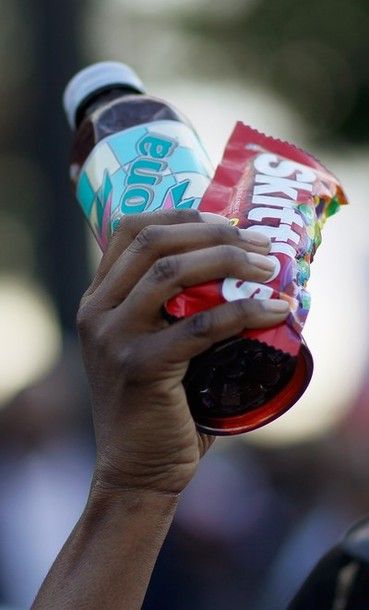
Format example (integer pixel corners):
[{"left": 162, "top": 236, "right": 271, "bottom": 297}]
[{"left": 76, "top": 120, "right": 213, "bottom": 250}]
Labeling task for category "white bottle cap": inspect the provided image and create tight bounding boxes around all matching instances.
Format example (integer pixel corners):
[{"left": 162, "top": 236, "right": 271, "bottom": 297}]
[{"left": 63, "top": 61, "right": 146, "bottom": 129}]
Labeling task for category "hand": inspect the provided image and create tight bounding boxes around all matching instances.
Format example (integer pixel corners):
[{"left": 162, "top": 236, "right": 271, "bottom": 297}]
[{"left": 77, "top": 209, "right": 289, "bottom": 496}]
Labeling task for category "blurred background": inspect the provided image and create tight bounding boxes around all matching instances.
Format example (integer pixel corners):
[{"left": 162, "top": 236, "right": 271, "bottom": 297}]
[{"left": 1, "top": 0, "right": 369, "bottom": 608}]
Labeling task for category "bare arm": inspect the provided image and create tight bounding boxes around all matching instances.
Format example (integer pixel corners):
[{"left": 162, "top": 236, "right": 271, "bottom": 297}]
[
  {"left": 32, "top": 209, "right": 289, "bottom": 609},
  {"left": 33, "top": 485, "right": 177, "bottom": 610}
]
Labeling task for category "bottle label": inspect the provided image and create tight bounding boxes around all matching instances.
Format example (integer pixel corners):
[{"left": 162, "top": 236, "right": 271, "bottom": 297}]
[{"left": 76, "top": 120, "right": 213, "bottom": 250}]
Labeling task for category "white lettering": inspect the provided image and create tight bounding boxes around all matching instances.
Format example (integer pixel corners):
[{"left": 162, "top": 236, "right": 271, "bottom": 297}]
[
  {"left": 248, "top": 207, "right": 304, "bottom": 227},
  {"left": 252, "top": 195, "right": 296, "bottom": 208},
  {"left": 221, "top": 152, "right": 316, "bottom": 304},
  {"left": 254, "top": 175, "right": 313, "bottom": 199},
  {"left": 254, "top": 154, "right": 296, "bottom": 178},
  {"left": 296, "top": 167, "right": 316, "bottom": 183},
  {"left": 222, "top": 279, "right": 274, "bottom": 302},
  {"left": 270, "top": 242, "right": 297, "bottom": 259},
  {"left": 253, "top": 153, "right": 316, "bottom": 184},
  {"left": 252, "top": 224, "right": 301, "bottom": 244}
]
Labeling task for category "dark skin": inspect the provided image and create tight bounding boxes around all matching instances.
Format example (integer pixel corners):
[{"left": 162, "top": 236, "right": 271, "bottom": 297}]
[{"left": 32, "top": 209, "right": 289, "bottom": 609}]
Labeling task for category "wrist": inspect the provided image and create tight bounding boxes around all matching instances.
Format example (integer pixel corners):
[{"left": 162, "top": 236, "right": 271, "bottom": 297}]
[
  {"left": 88, "top": 470, "right": 180, "bottom": 519},
  {"left": 92, "top": 450, "right": 197, "bottom": 495}
]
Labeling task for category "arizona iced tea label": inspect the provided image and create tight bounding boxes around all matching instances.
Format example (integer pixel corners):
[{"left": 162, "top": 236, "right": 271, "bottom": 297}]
[{"left": 76, "top": 120, "right": 213, "bottom": 250}]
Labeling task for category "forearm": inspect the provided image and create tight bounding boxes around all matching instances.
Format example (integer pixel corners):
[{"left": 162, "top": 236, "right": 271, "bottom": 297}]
[{"left": 32, "top": 483, "right": 178, "bottom": 610}]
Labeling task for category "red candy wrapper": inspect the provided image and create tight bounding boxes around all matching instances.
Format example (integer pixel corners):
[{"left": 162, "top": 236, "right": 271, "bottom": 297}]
[{"left": 167, "top": 123, "right": 348, "bottom": 435}]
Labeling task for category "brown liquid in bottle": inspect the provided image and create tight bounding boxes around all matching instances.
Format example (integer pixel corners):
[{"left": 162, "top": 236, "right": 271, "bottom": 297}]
[{"left": 70, "top": 85, "right": 191, "bottom": 189}]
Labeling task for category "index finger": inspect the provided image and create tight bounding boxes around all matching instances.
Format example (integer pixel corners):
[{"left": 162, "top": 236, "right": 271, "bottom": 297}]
[
  {"left": 86, "top": 210, "right": 270, "bottom": 298},
  {"left": 87, "top": 209, "right": 205, "bottom": 296}
]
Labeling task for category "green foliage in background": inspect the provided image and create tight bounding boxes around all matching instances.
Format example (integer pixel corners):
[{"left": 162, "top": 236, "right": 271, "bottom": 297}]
[{"left": 182, "top": 0, "right": 369, "bottom": 143}]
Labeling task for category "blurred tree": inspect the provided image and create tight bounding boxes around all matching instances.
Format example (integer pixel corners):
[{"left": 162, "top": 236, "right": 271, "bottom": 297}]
[
  {"left": 1, "top": 0, "right": 90, "bottom": 336},
  {"left": 181, "top": 0, "right": 369, "bottom": 143},
  {"left": 29, "top": 0, "right": 90, "bottom": 335}
]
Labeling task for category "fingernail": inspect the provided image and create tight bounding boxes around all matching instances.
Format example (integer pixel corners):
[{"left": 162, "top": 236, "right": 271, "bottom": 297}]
[
  {"left": 240, "top": 229, "right": 270, "bottom": 246},
  {"left": 262, "top": 299, "right": 290, "bottom": 313},
  {"left": 247, "top": 252, "right": 276, "bottom": 272}
]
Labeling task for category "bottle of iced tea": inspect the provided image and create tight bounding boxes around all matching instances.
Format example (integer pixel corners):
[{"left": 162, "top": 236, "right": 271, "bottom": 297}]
[{"left": 64, "top": 61, "right": 212, "bottom": 251}]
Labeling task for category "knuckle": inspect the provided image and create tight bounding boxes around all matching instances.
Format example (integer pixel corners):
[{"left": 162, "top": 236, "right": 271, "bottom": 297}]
[
  {"left": 117, "top": 343, "right": 136, "bottom": 372},
  {"left": 134, "top": 225, "right": 159, "bottom": 249},
  {"left": 92, "top": 321, "right": 129, "bottom": 368},
  {"left": 152, "top": 255, "right": 179, "bottom": 282},
  {"left": 224, "top": 224, "right": 241, "bottom": 240},
  {"left": 76, "top": 300, "right": 94, "bottom": 336},
  {"left": 213, "top": 223, "right": 240, "bottom": 243},
  {"left": 92, "top": 323, "right": 110, "bottom": 354},
  {"left": 117, "top": 343, "right": 145, "bottom": 385},
  {"left": 169, "top": 208, "right": 202, "bottom": 224},
  {"left": 106, "top": 216, "right": 137, "bottom": 253},
  {"left": 187, "top": 311, "right": 212, "bottom": 338},
  {"left": 91, "top": 318, "right": 113, "bottom": 354},
  {"left": 233, "top": 298, "right": 259, "bottom": 323},
  {"left": 219, "top": 244, "right": 242, "bottom": 266},
  {"left": 115, "top": 214, "right": 137, "bottom": 236},
  {"left": 77, "top": 299, "right": 112, "bottom": 350},
  {"left": 233, "top": 298, "right": 250, "bottom": 317}
]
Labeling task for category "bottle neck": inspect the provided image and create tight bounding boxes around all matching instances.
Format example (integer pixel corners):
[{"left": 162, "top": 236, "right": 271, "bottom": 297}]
[{"left": 75, "top": 85, "right": 143, "bottom": 129}]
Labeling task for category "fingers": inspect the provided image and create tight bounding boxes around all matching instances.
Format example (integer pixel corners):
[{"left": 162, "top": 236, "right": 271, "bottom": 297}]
[
  {"left": 78, "top": 295, "right": 289, "bottom": 390},
  {"left": 87, "top": 210, "right": 271, "bottom": 299},
  {"left": 87, "top": 209, "right": 205, "bottom": 296},
  {"left": 161, "top": 298, "right": 290, "bottom": 362},
  {"left": 138, "top": 298, "right": 290, "bottom": 367},
  {"left": 94, "top": 221, "right": 271, "bottom": 308},
  {"left": 120, "top": 245, "right": 277, "bottom": 324}
]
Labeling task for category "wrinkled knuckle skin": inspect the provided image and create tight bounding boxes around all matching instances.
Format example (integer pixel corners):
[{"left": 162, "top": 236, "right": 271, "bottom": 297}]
[
  {"left": 220, "top": 244, "right": 242, "bottom": 268},
  {"left": 152, "top": 256, "right": 179, "bottom": 283},
  {"left": 93, "top": 319, "right": 115, "bottom": 350},
  {"left": 117, "top": 344, "right": 135, "bottom": 372},
  {"left": 77, "top": 300, "right": 112, "bottom": 351},
  {"left": 216, "top": 224, "right": 240, "bottom": 242},
  {"left": 170, "top": 208, "right": 202, "bottom": 224},
  {"left": 117, "top": 344, "right": 144, "bottom": 385},
  {"left": 114, "top": 214, "right": 138, "bottom": 238},
  {"left": 188, "top": 311, "right": 212, "bottom": 338},
  {"left": 135, "top": 225, "right": 160, "bottom": 249},
  {"left": 233, "top": 298, "right": 259, "bottom": 325},
  {"left": 233, "top": 298, "right": 249, "bottom": 317},
  {"left": 90, "top": 322, "right": 129, "bottom": 371},
  {"left": 76, "top": 301, "right": 94, "bottom": 337}
]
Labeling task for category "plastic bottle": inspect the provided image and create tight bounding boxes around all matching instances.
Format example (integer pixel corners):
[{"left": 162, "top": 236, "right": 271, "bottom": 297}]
[{"left": 63, "top": 62, "right": 213, "bottom": 251}]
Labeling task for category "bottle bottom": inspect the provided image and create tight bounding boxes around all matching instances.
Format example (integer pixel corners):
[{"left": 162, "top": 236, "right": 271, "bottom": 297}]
[{"left": 184, "top": 337, "right": 297, "bottom": 430}]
